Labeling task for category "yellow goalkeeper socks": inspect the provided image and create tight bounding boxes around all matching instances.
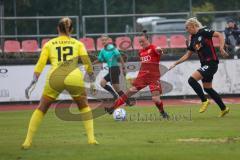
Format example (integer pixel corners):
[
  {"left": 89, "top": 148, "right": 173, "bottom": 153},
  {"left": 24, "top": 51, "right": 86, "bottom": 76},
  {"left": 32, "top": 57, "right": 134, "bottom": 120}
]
[
  {"left": 22, "top": 109, "right": 44, "bottom": 149},
  {"left": 79, "top": 106, "right": 98, "bottom": 144}
]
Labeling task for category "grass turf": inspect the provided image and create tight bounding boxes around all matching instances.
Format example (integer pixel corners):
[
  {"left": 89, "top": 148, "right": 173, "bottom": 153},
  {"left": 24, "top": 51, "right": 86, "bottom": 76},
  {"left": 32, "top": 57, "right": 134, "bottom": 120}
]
[{"left": 0, "top": 104, "right": 239, "bottom": 160}]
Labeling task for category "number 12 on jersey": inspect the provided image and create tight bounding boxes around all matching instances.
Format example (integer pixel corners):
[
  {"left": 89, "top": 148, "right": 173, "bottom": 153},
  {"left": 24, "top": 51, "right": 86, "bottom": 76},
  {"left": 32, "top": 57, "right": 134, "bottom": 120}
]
[{"left": 56, "top": 46, "right": 73, "bottom": 62}]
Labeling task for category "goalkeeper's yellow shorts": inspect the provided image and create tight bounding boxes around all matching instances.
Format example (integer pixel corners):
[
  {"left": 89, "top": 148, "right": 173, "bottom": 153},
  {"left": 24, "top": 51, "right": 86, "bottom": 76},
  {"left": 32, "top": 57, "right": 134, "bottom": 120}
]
[{"left": 42, "top": 69, "right": 86, "bottom": 100}]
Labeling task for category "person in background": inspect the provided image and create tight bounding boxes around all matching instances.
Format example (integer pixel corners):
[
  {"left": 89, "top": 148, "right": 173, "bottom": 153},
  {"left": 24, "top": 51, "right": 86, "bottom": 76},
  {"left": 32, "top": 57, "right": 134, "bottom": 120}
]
[
  {"left": 93, "top": 35, "right": 134, "bottom": 106},
  {"left": 224, "top": 19, "right": 240, "bottom": 53}
]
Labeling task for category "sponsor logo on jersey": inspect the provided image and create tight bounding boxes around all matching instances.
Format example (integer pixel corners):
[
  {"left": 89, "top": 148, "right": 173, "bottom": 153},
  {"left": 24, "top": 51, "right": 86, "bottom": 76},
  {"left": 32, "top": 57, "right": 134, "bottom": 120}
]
[{"left": 140, "top": 55, "right": 151, "bottom": 62}]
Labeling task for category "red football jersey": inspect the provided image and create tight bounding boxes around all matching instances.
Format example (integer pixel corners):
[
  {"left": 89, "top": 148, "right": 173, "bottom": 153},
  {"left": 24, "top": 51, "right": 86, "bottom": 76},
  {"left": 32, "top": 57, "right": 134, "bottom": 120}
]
[{"left": 138, "top": 44, "right": 161, "bottom": 76}]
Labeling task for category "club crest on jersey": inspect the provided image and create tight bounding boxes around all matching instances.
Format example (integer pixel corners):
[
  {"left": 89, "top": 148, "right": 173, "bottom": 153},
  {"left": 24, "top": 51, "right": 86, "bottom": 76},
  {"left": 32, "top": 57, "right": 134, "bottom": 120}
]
[
  {"left": 194, "top": 36, "right": 202, "bottom": 51},
  {"left": 194, "top": 43, "right": 202, "bottom": 51},
  {"left": 204, "top": 28, "right": 211, "bottom": 32}
]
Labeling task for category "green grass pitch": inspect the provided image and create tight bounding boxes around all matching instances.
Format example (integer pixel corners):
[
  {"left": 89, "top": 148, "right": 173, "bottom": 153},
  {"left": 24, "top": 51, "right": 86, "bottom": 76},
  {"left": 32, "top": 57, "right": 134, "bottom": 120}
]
[{"left": 0, "top": 104, "right": 239, "bottom": 160}]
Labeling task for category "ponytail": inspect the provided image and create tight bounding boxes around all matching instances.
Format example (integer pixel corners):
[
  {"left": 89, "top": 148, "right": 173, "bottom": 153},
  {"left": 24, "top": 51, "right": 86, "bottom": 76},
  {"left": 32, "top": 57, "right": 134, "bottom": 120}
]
[{"left": 58, "top": 17, "right": 73, "bottom": 35}]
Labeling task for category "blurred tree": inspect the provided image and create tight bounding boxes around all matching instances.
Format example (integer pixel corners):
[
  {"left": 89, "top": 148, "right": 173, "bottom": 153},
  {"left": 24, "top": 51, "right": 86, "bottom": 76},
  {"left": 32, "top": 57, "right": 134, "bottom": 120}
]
[
  {"left": 2, "top": 0, "right": 240, "bottom": 36},
  {"left": 135, "top": 0, "right": 189, "bottom": 13},
  {"left": 192, "top": 2, "right": 215, "bottom": 26}
]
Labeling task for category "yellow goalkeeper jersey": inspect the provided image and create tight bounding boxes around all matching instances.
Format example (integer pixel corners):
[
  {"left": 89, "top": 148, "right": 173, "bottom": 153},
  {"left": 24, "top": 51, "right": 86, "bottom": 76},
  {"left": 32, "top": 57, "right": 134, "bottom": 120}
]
[
  {"left": 34, "top": 35, "right": 93, "bottom": 75},
  {"left": 34, "top": 35, "right": 93, "bottom": 99}
]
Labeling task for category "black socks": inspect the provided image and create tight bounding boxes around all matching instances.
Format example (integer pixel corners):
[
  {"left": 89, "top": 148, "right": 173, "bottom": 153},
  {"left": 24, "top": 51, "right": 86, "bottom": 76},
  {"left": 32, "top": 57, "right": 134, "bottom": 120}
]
[
  {"left": 188, "top": 77, "right": 207, "bottom": 102},
  {"left": 204, "top": 88, "right": 226, "bottom": 110},
  {"left": 103, "top": 85, "right": 118, "bottom": 99},
  {"left": 188, "top": 76, "right": 226, "bottom": 111}
]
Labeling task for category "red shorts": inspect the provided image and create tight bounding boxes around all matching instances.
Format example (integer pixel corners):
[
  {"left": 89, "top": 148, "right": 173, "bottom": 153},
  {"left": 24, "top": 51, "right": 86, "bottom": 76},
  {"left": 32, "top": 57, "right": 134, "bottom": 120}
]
[{"left": 132, "top": 72, "right": 162, "bottom": 93}]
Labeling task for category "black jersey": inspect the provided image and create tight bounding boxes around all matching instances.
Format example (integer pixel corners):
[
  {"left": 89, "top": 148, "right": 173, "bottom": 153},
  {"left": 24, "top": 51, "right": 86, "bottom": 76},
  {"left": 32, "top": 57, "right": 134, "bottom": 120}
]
[{"left": 188, "top": 27, "right": 219, "bottom": 66}]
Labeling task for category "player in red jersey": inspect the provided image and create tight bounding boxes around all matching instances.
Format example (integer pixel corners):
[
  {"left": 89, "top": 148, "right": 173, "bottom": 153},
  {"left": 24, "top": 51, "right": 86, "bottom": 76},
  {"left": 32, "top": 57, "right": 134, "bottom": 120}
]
[{"left": 106, "top": 30, "right": 169, "bottom": 118}]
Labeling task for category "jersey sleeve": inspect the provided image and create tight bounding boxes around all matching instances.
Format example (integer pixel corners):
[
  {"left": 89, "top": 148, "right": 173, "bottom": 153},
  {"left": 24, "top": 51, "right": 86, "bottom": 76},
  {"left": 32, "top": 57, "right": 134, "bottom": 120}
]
[
  {"left": 97, "top": 50, "right": 105, "bottom": 62},
  {"left": 202, "top": 27, "right": 215, "bottom": 39},
  {"left": 78, "top": 43, "right": 93, "bottom": 74},
  {"left": 187, "top": 38, "right": 195, "bottom": 52},
  {"left": 34, "top": 44, "right": 49, "bottom": 73},
  {"left": 151, "top": 45, "right": 160, "bottom": 55}
]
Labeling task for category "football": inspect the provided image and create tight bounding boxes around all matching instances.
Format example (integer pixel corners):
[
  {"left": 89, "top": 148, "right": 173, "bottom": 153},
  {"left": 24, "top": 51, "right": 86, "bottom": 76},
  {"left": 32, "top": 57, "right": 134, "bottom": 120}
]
[{"left": 113, "top": 108, "right": 127, "bottom": 121}]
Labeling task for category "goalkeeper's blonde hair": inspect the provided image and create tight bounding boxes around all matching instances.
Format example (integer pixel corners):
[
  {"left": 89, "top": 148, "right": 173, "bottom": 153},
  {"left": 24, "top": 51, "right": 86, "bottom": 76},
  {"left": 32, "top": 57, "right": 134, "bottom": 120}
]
[
  {"left": 58, "top": 17, "right": 73, "bottom": 35},
  {"left": 185, "top": 17, "right": 203, "bottom": 28}
]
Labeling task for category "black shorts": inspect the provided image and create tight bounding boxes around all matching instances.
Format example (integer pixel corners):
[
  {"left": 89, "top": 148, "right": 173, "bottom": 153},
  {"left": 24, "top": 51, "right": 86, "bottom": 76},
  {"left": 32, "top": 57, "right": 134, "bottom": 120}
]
[
  {"left": 197, "top": 64, "right": 218, "bottom": 83},
  {"left": 104, "top": 66, "right": 120, "bottom": 84}
]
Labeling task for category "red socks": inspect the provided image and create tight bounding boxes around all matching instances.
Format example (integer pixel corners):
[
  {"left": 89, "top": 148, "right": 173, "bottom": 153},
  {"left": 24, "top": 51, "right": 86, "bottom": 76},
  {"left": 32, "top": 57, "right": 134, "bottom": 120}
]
[
  {"left": 113, "top": 94, "right": 128, "bottom": 109},
  {"left": 155, "top": 101, "right": 164, "bottom": 113}
]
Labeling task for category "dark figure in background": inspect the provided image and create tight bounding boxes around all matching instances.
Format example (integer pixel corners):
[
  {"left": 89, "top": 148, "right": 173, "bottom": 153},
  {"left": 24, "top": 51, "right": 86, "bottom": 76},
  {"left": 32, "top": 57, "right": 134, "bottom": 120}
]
[{"left": 224, "top": 19, "right": 240, "bottom": 53}]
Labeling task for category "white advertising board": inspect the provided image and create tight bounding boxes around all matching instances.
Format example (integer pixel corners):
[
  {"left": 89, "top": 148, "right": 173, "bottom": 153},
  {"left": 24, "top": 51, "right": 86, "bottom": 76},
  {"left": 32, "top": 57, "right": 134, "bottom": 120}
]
[{"left": 0, "top": 59, "right": 240, "bottom": 102}]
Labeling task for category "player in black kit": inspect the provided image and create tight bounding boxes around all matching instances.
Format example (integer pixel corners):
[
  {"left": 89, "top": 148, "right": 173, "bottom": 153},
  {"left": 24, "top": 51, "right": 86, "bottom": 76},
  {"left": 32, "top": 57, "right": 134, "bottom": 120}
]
[{"left": 169, "top": 17, "right": 230, "bottom": 117}]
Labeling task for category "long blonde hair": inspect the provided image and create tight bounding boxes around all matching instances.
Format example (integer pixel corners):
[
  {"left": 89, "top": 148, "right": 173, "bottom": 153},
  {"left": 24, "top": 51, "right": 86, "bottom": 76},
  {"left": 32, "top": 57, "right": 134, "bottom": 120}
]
[{"left": 185, "top": 17, "right": 203, "bottom": 28}]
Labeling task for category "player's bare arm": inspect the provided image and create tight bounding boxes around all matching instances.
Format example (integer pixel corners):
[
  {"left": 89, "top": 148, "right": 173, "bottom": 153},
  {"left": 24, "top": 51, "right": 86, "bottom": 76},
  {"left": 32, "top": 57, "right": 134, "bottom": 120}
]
[
  {"left": 169, "top": 50, "right": 193, "bottom": 70},
  {"left": 156, "top": 46, "right": 164, "bottom": 55},
  {"left": 213, "top": 31, "right": 229, "bottom": 58}
]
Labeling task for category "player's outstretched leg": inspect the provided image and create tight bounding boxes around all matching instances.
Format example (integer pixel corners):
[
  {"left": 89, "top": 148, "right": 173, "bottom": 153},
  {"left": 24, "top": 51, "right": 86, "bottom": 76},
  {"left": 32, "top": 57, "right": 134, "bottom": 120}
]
[
  {"left": 188, "top": 77, "right": 209, "bottom": 113},
  {"left": 105, "top": 94, "right": 128, "bottom": 114},
  {"left": 204, "top": 88, "right": 230, "bottom": 117},
  {"left": 111, "top": 82, "right": 135, "bottom": 107},
  {"left": 117, "top": 90, "right": 135, "bottom": 106},
  {"left": 105, "top": 87, "right": 137, "bottom": 114}
]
